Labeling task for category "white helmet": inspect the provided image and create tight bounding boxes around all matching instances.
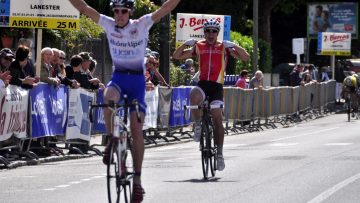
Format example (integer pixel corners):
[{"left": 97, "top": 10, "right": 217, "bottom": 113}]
[
  {"left": 203, "top": 18, "right": 221, "bottom": 31},
  {"left": 110, "top": 0, "right": 134, "bottom": 9},
  {"left": 344, "top": 76, "right": 353, "bottom": 87}
]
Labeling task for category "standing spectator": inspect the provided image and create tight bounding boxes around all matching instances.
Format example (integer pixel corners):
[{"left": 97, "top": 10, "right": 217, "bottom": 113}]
[
  {"left": 319, "top": 66, "right": 330, "bottom": 82},
  {"left": 235, "top": 70, "right": 249, "bottom": 88},
  {"left": 78, "top": 52, "right": 104, "bottom": 90},
  {"left": 0, "top": 48, "right": 14, "bottom": 72},
  {"left": 0, "top": 71, "right": 11, "bottom": 88},
  {"left": 8, "top": 45, "right": 38, "bottom": 89},
  {"left": 335, "top": 60, "right": 346, "bottom": 104},
  {"left": 289, "top": 64, "right": 304, "bottom": 86},
  {"left": 71, "top": 55, "right": 100, "bottom": 90},
  {"left": 40, "top": 47, "right": 61, "bottom": 86},
  {"left": 57, "top": 50, "right": 79, "bottom": 88},
  {"left": 180, "top": 58, "right": 195, "bottom": 75},
  {"left": 145, "top": 55, "right": 169, "bottom": 87},
  {"left": 306, "top": 64, "right": 318, "bottom": 82},
  {"left": 249, "top": 70, "right": 263, "bottom": 89}
]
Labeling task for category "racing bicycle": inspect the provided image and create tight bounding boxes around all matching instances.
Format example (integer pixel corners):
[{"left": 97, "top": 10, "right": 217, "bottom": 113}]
[
  {"left": 185, "top": 99, "right": 223, "bottom": 179},
  {"left": 89, "top": 95, "right": 141, "bottom": 203}
]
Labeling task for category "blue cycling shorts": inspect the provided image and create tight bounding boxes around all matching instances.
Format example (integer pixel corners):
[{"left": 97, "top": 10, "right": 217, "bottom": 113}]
[{"left": 107, "top": 72, "right": 146, "bottom": 114}]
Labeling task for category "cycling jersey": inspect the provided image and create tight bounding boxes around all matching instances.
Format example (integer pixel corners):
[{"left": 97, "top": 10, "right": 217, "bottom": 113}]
[
  {"left": 192, "top": 40, "right": 229, "bottom": 84},
  {"left": 98, "top": 14, "right": 154, "bottom": 73}
]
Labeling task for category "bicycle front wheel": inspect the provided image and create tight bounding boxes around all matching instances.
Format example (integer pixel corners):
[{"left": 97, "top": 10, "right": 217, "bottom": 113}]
[
  {"left": 200, "top": 122, "right": 215, "bottom": 179},
  {"left": 107, "top": 141, "right": 121, "bottom": 203}
]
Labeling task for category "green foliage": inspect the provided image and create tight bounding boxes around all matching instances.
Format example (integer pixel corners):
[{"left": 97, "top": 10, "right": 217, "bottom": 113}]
[
  {"left": 230, "top": 31, "right": 253, "bottom": 74},
  {"left": 169, "top": 63, "right": 192, "bottom": 86},
  {"left": 258, "top": 39, "right": 272, "bottom": 73}
]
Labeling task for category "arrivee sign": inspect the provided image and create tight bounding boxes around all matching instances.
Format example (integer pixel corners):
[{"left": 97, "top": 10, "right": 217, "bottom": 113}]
[
  {"left": 175, "top": 13, "right": 231, "bottom": 47},
  {"left": 0, "top": 0, "right": 79, "bottom": 29},
  {"left": 317, "top": 32, "right": 351, "bottom": 56}
]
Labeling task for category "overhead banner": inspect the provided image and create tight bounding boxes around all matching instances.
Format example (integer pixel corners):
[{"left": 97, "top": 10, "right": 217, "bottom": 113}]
[
  {"left": 168, "top": 87, "right": 192, "bottom": 127},
  {"left": 0, "top": 85, "right": 29, "bottom": 142},
  {"left": 175, "top": 13, "right": 231, "bottom": 47},
  {"left": 307, "top": 2, "right": 358, "bottom": 39},
  {"left": 30, "top": 84, "right": 68, "bottom": 138},
  {"left": 0, "top": 0, "right": 79, "bottom": 29},
  {"left": 317, "top": 32, "right": 351, "bottom": 56},
  {"left": 66, "top": 88, "right": 94, "bottom": 141}
]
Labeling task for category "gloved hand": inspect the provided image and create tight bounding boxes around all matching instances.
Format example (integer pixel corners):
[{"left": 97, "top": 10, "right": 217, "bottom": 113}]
[
  {"left": 184, "top": 39, "right": 197, "bottom": 46},
  {"left": 223, "top": 40, "right": 236, "bottom": 48}
]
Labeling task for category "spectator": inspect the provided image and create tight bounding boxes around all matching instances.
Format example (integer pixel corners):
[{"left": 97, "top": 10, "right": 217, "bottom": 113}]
[
  {"left": 0, "top": 48, "right": 14, "bottom": 72},
  {"left": 235, "top": 70, "right": 249, "bottom": 88},
  {"left": 180, "top": 58, "right": 196, "bottom": 75},
  {"left": 145, "top": 55, "right": 169, "bottom": 87},
  {"left": 319, "top": 66, "right": 330, "bottom": 82},
  {"left": 8, "top": 45, "right": 38, "bottom": 89},
  {"left": 0, "top": 71, "right": 11, "bottom": 88},
  {"left": 56, "top": 50, "right": 80, "bottom": 88},
  {"left": 289, "top": 64, "right": 304, "bottom": 86},
  {"left": 306, "top": 64, "right": 318, "bottom": 82},
  {"left": 335, "top": 60, "right": 346, "bottom": 104},
  {"left": 249, "top": 70, "right": 263, "bottom": 89},
  {"left": 78, "top": 52, "right": 103, "bottom": 89},
  {"left": 40, "top": 47, "right": 61, "bottom": 86},
  {"left": 71, "top": 55, "right": 100, "bottom": 90},
  {"left": 50, "top": 48, "right": 61, "bottom": 77}
]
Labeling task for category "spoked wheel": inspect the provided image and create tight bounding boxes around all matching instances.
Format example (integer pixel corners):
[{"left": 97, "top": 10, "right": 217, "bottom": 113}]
[
  {"left": 107, "top": 141, "right": 134, "bottom": 203},
  {"left": 107, "top": 141, "right": 121, "bottom": 203},
  {"left": 200, "top": 122, "right": 216, "bottom": 179}
]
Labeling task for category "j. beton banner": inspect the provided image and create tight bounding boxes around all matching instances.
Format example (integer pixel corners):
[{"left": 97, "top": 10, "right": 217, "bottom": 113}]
[
  {"left": 175, "top": 13, "right": 231, "bottom": 47},
  {"left": 317, "top": 32, "right": 351, "bottom": 56},
  {"left": 4, "top": 0, "right": 79, "bottom": 29}
]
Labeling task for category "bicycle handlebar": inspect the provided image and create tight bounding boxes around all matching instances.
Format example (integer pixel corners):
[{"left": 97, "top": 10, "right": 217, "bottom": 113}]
[{"left": 89, "top": 98, "right": 141, "bottom": 123}]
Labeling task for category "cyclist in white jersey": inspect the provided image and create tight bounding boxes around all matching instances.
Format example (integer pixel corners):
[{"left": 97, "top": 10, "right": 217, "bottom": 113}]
[{"left": 69, "top": 0, "right": 181, "bottom": 202}]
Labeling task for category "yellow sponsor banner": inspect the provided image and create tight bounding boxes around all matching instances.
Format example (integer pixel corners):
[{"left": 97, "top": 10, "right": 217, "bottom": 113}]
[
  {"left": 10, "top": 16, "right": 79, "bottom": 30},
  {"left": 319, "top": 50, "right": 351, "bottom": 56}
]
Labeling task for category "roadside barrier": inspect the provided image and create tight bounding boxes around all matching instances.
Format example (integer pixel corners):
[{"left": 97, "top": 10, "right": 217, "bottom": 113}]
[{"left": 0, "top": 80, "right": 336, "bottom": 167}]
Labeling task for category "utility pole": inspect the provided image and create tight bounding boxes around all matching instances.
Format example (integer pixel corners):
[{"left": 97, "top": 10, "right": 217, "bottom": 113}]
[
  {"left": 252, "top": 0, "right": 259, "bottom": 74},
  {"left": 159, "top": 0, "right": 171, "bottom": 83}
]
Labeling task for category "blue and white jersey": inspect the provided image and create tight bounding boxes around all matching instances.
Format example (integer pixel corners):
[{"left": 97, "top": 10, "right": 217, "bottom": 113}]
[{"left": 98, "top": 14, "right": 154, "bottom": 72}]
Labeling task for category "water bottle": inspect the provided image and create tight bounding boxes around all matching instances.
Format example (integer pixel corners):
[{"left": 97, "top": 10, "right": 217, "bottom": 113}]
[{"left": 113, "top": 115, "right": 120, "bottom": 138}]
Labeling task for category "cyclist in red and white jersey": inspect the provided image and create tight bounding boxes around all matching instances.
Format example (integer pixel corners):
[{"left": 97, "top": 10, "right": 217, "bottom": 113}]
[{"left": 173, "top": 18, "right": 250, "bottom": 171}]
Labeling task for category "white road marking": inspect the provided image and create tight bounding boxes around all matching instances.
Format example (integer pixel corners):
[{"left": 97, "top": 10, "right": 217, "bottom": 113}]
[
  {"left": 56, "top": 185, "right": 70, "bottom": 188},
  {"left": 307, "top": 172, "right": 360, "bottom": 203},
  {"left": 271, "top": 127, "right": 340, "bottom": 142},
  {"left": 324, "top": 143, "right": 352, "bottom": 146},
  {"left": 268, "top": 143, "right": 299, "bottom": 147},
  {"left": 224, "top": 144, "right": 248, "bottom": 147},
  {"left": 42, "top": 188, "right": 56, "bottom": 191},
  {"left": 69, "top": 181, "right": 81, "bottom": 184}
]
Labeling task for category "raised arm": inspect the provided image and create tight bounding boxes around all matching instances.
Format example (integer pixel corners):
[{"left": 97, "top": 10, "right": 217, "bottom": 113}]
[
  {"left": 152, "top": 0, "right": 181, "bottom": 23},
  {"left": 69, "top": 0, "right": 100, "bottom": 23}
]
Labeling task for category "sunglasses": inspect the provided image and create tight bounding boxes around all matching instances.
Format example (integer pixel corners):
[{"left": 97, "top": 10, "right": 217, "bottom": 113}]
[
  {"left": 113, "top": 8, "right": 130, "bottom": 15},
  {"left": 204, "top": 29, "right": 219, "bottom": 34}
]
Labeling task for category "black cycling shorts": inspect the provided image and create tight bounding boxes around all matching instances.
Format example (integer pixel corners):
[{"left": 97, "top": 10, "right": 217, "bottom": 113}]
[{"left": 197, "top": 80, "right": 223, "bottom": 103}]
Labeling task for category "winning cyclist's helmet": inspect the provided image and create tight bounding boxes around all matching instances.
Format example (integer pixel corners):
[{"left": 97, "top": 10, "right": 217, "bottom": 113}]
[
  {"left": 110, "top": 0, "right": 134, "bottom": 9},
  {"left": 203, "top": 18, "right": 221, "bottom": 31}
]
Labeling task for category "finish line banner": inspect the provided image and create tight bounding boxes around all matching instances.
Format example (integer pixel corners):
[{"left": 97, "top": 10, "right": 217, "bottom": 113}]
[{"left": 1, "top": 0, "right": 79, "bottom": 29}]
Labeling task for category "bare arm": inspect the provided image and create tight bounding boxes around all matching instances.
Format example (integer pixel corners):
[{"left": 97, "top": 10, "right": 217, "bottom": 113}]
[
  {"left": 69, "top": 0, "right": 100, "bottom": 23},
  {"left": 152, "top": 0, "right": 181, "bottom": 23},
  {"left": 228, "top": 45, "right": 250, "bottom": 62},
  {"left": 173, "top": 43, "right": 193, "bottom": 60},
  {"left": 153, "top": 68, "right": 169, "bottom": 87}
]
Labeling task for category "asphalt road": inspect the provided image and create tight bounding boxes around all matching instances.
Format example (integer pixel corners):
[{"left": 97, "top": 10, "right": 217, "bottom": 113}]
[{"left": 1, "top": 113, "right": 360, "bottom": 203}]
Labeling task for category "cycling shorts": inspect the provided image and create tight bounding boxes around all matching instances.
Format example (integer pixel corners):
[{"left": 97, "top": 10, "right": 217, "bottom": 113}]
[
  {"left": 196, "top": 80, "right": 224, "bottom": 105},
  {"left": 107, "top": 72, "right": 146, "bottom": 114}
]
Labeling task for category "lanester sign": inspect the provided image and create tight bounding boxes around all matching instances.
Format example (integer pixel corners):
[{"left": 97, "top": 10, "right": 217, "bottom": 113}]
[
  {"left": 317, "top": 32, "right": 351, "bottom": 56},
  {"left": 1, "top": 0, "right": 79, "bottom": 29},
  {"left": 175, "top": 13, "right": 231, "bottom": 47}
]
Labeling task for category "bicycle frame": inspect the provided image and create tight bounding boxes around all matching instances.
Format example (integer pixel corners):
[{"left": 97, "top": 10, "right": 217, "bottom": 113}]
[
  {"left": 185, "top": 99, "right": 223, "bottom": 179},
  {"left": 89, "top": 96, "right": 141, "bottom": 203}
]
